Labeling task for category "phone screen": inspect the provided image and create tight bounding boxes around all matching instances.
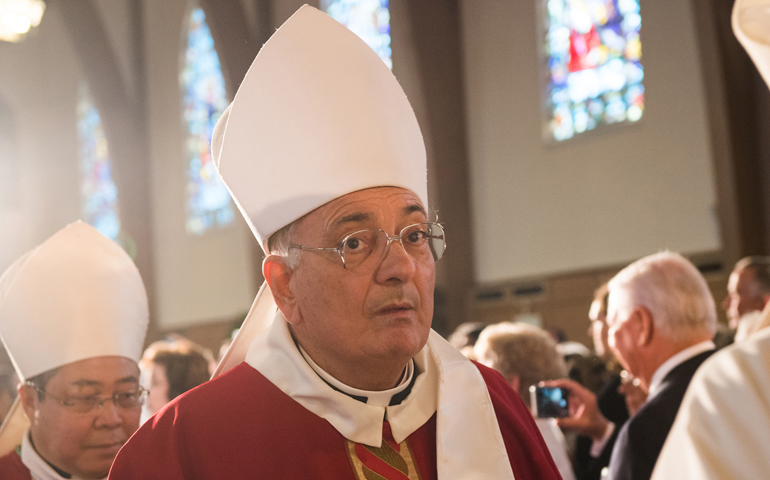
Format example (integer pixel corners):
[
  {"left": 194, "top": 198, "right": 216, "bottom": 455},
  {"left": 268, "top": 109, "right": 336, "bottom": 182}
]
[{"left": 531, "top": 386, "right": 569, "bottom": 418}]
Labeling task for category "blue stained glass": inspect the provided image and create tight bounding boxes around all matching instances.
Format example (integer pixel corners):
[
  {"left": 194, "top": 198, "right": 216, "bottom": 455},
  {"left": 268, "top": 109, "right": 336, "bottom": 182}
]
[
  {"left": 542, "top": 0, "right": 644, "bottom": 142},
  {"left": 182, "top": 7, "right": 233, "bottom": 235},
  {"left": 77, "top": 84, "right": 120, "bottom": 240},
  {"left": 320, "top": 0, "right": 392, "bottom": 69}
]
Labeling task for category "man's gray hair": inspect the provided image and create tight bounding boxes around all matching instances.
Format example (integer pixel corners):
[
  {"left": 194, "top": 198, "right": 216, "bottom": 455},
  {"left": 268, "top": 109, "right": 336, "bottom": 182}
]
[
  {"left": 608, "top": 251, "right": 716, "bottom": 342},
  {"left": 266, "top": 218, "right": 303, "bottom": 267},
  {"left": 474, "top": 322, "right": 567, "bottom": 404}
]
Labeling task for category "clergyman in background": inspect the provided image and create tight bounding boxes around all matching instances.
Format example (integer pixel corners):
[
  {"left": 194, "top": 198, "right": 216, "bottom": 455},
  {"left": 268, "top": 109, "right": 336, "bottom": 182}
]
[{"left": 0, "top": 221, "right": 149, "bottom": 480}]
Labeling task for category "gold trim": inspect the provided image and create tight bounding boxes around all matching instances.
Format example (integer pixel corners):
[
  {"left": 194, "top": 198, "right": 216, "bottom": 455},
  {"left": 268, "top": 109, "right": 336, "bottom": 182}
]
[{"left": 346, "top": 437, "right": 422, "bottom": 480}]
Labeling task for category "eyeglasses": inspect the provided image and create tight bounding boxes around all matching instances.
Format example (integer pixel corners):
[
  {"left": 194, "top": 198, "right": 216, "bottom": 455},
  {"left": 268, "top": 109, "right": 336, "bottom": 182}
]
[
  {"left": 289, "top": 222, "right": 446, "bottom": 273},
  {"left": 25, "top": 383, "right": 147, "bottom": 415}
]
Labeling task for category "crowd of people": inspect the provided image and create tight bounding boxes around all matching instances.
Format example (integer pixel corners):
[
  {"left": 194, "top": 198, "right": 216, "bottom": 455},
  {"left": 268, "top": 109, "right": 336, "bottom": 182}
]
[
  {"left": 0, "top": 1, "right": 767, "bottom": 479},
  {"left": 453, "top": 253, "right": 770, "bottom": 480}
]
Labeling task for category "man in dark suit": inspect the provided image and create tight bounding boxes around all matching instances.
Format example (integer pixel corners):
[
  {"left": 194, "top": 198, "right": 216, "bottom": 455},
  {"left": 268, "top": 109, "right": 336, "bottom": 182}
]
[{"left": 546, "top": 252, "right": 717, "bottom": 480}]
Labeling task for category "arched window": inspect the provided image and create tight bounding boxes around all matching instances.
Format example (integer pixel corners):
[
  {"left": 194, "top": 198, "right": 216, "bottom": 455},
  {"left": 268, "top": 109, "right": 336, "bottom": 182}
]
[
  {"left": 181, "top": 7, "right": 233, "bottom": 235},
  {"left": 77, "top": 83, "right": 121, "bottom": 240},
  {"left": 321, "top": 0, "right": 392, "bottom": 69},
  {"left": 542, "top": 0, "right": 644, "bottom": 141}
]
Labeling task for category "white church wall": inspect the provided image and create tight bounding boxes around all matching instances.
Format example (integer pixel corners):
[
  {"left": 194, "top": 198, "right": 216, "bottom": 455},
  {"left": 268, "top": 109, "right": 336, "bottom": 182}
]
[
  {"left": 0, "top": 2, "right": 82, "bottom": 273},
  {"left": 387, "top": 0, "right": 445, "bottom": 288},
  {"left": 143, "top": 0, "right": 256, "bottom": 330},
  {"left": 460, "top": 0, "right": 720, "bottom": 284}
]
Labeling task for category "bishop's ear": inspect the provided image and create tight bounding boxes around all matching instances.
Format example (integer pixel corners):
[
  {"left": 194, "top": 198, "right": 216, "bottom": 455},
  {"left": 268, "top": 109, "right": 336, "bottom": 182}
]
[
  {"left": 19, "top": 384, "right": 38, "bottom": 424},
  {"left": 263, "top": 255, "right": 300, "bottom": 324}
]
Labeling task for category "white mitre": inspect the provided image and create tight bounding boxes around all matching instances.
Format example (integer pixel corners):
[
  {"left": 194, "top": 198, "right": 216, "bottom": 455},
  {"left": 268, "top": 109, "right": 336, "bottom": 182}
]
[
  {"left": 733, "top": 0, "right": 770, "bottom": 88},
  {"left": 0, "top": 221, "right": 148, "bottom": 454},
  {"left": 212, "top": 5, "right": 427, "bottom": 375},
  {"left": 212, "top": 5, "right": 427, "bottom": 250}
]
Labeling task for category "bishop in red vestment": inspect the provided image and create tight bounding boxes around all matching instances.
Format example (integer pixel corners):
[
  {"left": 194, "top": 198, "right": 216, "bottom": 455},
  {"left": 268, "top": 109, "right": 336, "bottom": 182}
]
[
  {"left": 111, "top": 361, "right": 559, "bottom": 479},
  {"left": 112, "top": 6, "right": 563, "bottom": 479}
]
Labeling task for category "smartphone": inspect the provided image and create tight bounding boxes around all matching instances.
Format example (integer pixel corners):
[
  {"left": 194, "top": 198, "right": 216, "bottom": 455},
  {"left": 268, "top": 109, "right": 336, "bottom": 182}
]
[{"left": 529, "top": 385, "right": 570, "bottom": 418}]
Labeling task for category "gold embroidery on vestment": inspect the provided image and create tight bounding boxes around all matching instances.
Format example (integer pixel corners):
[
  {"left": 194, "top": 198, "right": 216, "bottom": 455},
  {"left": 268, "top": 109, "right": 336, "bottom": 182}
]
[{"left": 346, "top": 437, "right": 421, "bottom": 480}]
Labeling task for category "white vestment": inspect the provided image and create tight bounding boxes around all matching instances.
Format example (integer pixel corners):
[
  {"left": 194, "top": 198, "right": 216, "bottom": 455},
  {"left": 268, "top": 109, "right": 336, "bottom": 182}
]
[
  {"left": 651, "top": 327, "right": 770, "bottom": 479},
  {"left": 244, "top": 311, "right": 517, "bottom": 480},
  {"left": 734, "top": 310, "right": 764, "bottom": 343},
  {"left": 535, "top": 418, "right": 576, "bottom": 480}
]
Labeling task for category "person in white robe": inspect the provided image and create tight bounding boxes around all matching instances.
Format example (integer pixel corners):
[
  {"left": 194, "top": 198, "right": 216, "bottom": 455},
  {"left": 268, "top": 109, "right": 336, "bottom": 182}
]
[
  {"left": 651, "top": 304, "right": 770, "bottom": 479},
  {"left": 650, "top": 1, "right": 770, "bottom": 477}
]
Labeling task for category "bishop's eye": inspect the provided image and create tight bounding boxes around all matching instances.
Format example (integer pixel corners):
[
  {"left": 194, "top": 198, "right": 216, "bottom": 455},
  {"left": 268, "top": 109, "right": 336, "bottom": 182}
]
[
  {"left": 340, "top": 231, "right": 379, "bottom": 256},
  {"left": 345, "top": 237, "right": 362, "bottom": 250},
  {"left": 405, "top": 230, "right": 427, "bottom": 244},
  {"left": 342, "top": 234, "right": 373, "bottom": 253}
]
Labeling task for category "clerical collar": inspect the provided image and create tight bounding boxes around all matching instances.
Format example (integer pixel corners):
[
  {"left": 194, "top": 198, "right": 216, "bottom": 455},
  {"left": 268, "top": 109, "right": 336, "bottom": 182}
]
[
  {"left": 297, "top": 343, "right": 415, "bottom": 407},
  {"left": 21, "top": 429, "right": 103, "bottom": 480}
]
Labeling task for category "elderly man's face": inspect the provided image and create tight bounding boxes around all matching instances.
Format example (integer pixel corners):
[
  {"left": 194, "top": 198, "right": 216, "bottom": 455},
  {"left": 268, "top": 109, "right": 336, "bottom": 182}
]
[
  {"left": 282, "top": 187, "right": 434, "bottom": 387},
  {"left": 606, "top": 293, "right": 644, "bottom": 378},
  {"left": 21, "top": 357, "right": 141, "bottom": 479}
]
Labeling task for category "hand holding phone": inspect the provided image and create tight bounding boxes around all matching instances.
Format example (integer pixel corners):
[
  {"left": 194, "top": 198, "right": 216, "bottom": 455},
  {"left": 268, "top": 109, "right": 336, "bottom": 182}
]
[
  {"left": 529, "top": 385, "right": 570, "bottom": 418},
  {"left": 539, "top": 378, "right": 612, "bottom": 441}
]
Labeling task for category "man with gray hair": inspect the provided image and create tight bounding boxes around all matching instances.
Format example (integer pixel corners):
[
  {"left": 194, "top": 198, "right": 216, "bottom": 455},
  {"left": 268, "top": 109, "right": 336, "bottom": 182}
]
[
  {"left": 110, "top": 6, "right": 561, "bottom": 479},
  {"left": 544, "top": 251, "right": 716, "bottom": 480}
]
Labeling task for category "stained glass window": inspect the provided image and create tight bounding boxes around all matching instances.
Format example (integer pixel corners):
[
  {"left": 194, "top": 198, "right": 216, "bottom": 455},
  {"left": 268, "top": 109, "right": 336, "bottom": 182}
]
[
  {"left": 321, "top": 0, "right": 392, "bottom": 69},
  {"left": 182, "top": 7, "right": 233, "bottom": 235},
  {"left": 542, "top": 0, "right": 643, "bottom": 141},
  {"left": 77, "top": 83, "right": 120, "bottom": 240}
]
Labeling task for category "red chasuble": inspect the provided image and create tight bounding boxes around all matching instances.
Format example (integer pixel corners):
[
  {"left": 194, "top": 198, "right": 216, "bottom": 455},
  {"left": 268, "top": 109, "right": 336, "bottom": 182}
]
[
  {"left": 109, "top": 362, "right": 561, "bottom": 479},
  {"left": 0, "top": 451, "right": 32, "bottom": 480}
]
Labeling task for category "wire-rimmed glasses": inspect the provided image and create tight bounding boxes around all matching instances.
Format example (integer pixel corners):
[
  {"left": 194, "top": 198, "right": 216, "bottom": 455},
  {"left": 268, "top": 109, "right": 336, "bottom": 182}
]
[
  {"left": 25, "top": 383, "right": 147, "bottom": 414},
  {"left": 289, "top": 222, "right": 446, "bottom": 273}
]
